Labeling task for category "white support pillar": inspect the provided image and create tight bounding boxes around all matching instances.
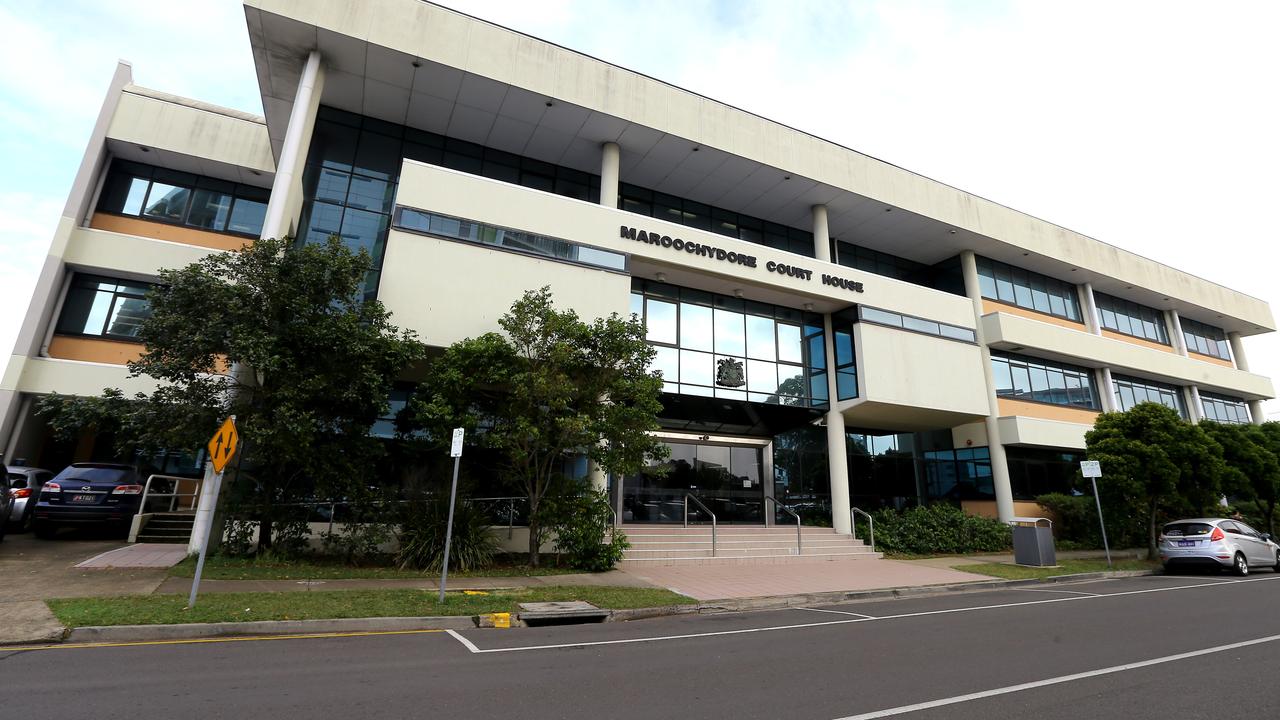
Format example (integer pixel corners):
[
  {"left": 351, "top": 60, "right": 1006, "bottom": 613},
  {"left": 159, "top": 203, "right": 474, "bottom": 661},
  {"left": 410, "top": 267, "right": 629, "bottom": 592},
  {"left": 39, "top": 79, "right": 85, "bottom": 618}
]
[
  {"left": 1167, "top": 310, "right": 1189, "bottom": 356},
  {"left": 812, "top": 205, "right": 831, "bottom": 263},
  {"left": 1186, "top": 386, "right": 1204, "bottom": 423},
  {"left": 600, "top": 142, "right": 620, "bottom": 209},
  {"left": 261, "top": 50, "right": 325, "bottom": 241},
  {"left": 1097, "top": 367, "right": 1118, "bottom": 413},
  {"left": 960, "top": 251, "right": 1015, "bottom": 522},
  {"left": 822, "top": 314, "right": 852, "bottom": 534},
  {"left": 1080, "top": 282, "right": 1102, "bottom": 335},
  {"left": 1227, "top": 332, "right": 1250, "bottom": 372}
]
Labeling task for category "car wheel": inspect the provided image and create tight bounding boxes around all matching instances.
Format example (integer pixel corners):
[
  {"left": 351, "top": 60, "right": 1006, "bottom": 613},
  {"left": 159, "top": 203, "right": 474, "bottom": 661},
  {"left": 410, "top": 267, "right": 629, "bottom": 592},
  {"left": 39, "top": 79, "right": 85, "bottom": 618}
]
[
  {"left": 18, "top": 510, "right": 33, "bottom": 533},
  {"left": 1273, "top": 551, "right": 1280, "bottom": 573},
  {"left": 33, "top": 522, "right": 56, "bottom": 540},
  {"left": 1232, "top": 552, "right": 1249, "bottom": 577}
]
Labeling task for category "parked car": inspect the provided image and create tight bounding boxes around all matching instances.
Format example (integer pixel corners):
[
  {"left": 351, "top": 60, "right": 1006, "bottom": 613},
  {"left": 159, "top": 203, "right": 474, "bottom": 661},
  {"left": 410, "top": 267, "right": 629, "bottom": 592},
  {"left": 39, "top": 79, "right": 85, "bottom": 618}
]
[
  {"left": 1159, "top": 518, "right": 1280, "bottom": 576},
  {"left": 7, "top": 466, "right": 54, "bottom": 532},
  {"left": 0, "top": 459, "right": 10, "bottom": 543},
  {"left": 32, "top": 463, "right": 146, "bottom": 539}
]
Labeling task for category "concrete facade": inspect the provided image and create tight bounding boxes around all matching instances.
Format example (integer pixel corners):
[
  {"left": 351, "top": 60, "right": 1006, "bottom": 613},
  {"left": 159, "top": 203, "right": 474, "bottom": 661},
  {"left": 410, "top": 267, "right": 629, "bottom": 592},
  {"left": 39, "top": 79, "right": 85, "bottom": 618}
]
[{"left": 0, "top": 1, "right": 1274, "bottom": 530}]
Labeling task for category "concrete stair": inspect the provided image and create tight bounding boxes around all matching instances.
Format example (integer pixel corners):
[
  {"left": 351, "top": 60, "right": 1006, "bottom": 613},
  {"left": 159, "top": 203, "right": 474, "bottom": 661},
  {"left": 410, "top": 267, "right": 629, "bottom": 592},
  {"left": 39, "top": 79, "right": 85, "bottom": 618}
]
[
  {"left": 136, "top": 512, "right": 195, "bottom": 544},
  {"left": 618, "top": 525, "right": 880, "bottom": 567}
]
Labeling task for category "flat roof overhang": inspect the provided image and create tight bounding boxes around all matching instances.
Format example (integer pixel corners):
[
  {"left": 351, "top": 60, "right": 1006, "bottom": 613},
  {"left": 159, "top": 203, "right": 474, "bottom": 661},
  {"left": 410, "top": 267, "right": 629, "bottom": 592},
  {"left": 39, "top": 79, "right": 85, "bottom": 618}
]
[{"left": 243, "top": 0, "right": 1275, "bottom": 337}]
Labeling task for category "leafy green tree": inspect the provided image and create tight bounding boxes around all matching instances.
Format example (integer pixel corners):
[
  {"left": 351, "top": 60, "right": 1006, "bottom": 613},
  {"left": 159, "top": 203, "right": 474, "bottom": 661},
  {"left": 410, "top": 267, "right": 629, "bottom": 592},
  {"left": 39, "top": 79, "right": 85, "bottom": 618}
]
[
  {"left": 38, "top": 236, "right": 425, "bottom": 550},
  {"left": 1252, "top": 422, "right": 1280, "bottom": 535},
  {"left": 406, "top": 286, "right": 667, "bottom": 566},
  {"left": 1200, "top": 421, "right": 1280, "bottom": 535},
  {"left": 1084, "top": 403, "right": 1226, "bottom": 556}
]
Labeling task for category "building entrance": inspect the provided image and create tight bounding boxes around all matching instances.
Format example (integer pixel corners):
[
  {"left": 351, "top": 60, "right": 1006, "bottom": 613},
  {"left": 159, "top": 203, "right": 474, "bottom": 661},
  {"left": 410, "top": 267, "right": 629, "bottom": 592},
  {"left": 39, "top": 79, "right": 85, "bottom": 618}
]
[{"left": 623, "top": 439, "right": 766, "bottom": 524}]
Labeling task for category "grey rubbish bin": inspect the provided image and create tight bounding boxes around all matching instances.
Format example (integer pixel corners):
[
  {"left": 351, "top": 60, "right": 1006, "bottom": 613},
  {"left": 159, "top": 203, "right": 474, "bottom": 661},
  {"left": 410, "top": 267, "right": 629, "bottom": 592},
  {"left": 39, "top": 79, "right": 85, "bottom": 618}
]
[{"left": 1009, "top": 517, "right": 1056, "bottom": 567}]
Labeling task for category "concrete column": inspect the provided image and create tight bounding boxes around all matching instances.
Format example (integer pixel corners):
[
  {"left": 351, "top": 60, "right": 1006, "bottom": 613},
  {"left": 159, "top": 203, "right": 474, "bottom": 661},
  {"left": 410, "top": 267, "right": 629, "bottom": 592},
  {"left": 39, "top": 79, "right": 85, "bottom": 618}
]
[
  {"left": 1227, "top": 332, "right": 1250, "bottom": 371},
  {"left": 812, "top": 205, "right": 831, "bottom": 263},
  {"left": 1080, "top": 282, "right": 1102, "bottom": 335},
  {"left": 600, "top": 142, "right": 620, "bottom": 208},
  {"left": 960, "top": 251, "right": 1015, "bottom": 522},
  {"left": 1097, "top": 367, "right": 1118, "bottom": 413},
  {"left": 822, "top": 314, "right": 852, "bottom": 534},
  {"left": 1248, "top": 400, "right": 1266, "bottom": 426},
  {"left": 588, "top": 461, "right": 607, "bottom": 493},
  {"left": 1167, "top": 310, "right": 1189, "bottom": 356},
  {"left": 261, "top": 50, "right": 325, "bottom": 241},
  {"left": 1186, "top": 386, "right": 1204, "bottom": 423}
]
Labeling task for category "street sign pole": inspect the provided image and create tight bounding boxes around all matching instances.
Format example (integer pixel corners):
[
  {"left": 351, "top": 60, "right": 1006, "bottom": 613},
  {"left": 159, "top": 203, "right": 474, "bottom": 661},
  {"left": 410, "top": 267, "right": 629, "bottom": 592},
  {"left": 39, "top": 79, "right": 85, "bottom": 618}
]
[
  {"left": 439, "top": 428, "right": 465, "bottom": 604},
  {"left": 190, "top": 415, "right": 239, "bottom": 608},
  {"left": 1080, "top": 460, "right": 1111, "bottom": 569}
]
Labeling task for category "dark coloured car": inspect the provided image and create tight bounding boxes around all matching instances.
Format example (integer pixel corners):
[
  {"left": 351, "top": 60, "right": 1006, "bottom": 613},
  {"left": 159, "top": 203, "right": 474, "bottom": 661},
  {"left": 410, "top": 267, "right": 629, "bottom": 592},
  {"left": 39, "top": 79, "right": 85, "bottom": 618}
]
[{"left": 32, "top": 463, "right": 145, "bottom": 539}]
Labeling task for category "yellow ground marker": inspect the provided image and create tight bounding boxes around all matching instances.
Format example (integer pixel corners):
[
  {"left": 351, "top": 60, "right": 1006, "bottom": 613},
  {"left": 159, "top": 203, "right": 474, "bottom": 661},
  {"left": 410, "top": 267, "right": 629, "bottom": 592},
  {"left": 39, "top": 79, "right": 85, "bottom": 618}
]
[{"left": 2, "top": 628, "right": 445, "bottom": 653}]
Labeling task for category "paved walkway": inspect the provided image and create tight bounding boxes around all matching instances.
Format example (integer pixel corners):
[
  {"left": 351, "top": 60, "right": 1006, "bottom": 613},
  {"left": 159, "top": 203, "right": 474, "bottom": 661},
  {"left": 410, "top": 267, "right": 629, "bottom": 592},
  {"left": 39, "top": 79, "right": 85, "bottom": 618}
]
[
  {"left": 618, "top": 557, "right": 991, "bottom": 601},
  {"left": 76, "top": 543, "right": 189, "bottom": 569}
]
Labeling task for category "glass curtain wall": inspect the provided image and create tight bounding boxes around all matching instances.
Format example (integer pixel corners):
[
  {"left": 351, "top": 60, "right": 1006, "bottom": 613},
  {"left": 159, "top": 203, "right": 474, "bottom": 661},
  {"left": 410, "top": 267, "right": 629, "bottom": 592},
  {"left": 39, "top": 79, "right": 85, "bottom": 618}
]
[
  {"left": 630, "top": 279, "right": 827, "bottom": 407},
  {"left": 628, "top": 441, "right": 765, "bottom": 523}
]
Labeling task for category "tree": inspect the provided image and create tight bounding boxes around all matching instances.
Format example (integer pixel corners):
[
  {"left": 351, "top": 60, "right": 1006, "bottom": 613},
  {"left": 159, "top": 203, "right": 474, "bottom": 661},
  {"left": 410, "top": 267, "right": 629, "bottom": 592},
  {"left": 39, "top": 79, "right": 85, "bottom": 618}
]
[
  {"left": 1200, "top": 421, "right": 1280, "bottom": 535},
  {"left": 1252, "top": 422, "right": 1280, "bottom": 536},
  {"left": 39, "top": 236, "right": 425, "bottom": 550},
  {"left": 1084, "top": 403, "right": 1226, "bottom": 556},
  {"left": 407, "top": 287, "right": 667, "bottom": 566}
]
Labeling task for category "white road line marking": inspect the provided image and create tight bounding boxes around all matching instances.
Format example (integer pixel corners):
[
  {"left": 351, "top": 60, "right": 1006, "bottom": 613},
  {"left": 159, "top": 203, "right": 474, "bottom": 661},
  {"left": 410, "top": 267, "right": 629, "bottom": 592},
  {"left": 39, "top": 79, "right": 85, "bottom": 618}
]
[
  {"left": 1011, "top": 588, "right": 1100, "bottom": 597},
  {"left": 795, "top": 607, "right": 877, "bottom": 619},
  {"left": 449, "top": 574, "right": 1280, "bottom": 654},
  {"left": 830, "top": 632, "right": 1280, "bottom": 719},
  {"left": 446, "top": 629, "right": 481, "bottom": 654}
]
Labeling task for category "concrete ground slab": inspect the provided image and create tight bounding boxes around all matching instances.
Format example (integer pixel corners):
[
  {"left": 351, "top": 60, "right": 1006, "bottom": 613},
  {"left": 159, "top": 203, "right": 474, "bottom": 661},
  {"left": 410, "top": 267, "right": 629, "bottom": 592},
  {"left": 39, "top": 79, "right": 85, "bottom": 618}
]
[
  {"left": 0, "top": 532, "right": 169, "bottom": 602},
  {"left": 154, "top": 568, "right": 657, "bottom": 596},
  {"left": 618, "top": 556, "right": 992, "bottom": 600},
  {"left": 0, "top": 600, "right": 66, "bottom": 644},
  {"left": 76, "top": 544, "right": 189, "bottom": 569}
]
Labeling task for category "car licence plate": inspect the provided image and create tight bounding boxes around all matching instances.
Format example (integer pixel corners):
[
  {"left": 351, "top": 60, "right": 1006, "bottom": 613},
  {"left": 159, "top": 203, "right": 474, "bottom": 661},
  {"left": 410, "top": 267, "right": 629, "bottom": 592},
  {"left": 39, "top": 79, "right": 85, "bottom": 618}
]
[
  {"left": 1177, "top": 540, "right": 1196, "bottom": 547},
  {"left": 70, "top": 494, "right": 97, "bottom": 504}
]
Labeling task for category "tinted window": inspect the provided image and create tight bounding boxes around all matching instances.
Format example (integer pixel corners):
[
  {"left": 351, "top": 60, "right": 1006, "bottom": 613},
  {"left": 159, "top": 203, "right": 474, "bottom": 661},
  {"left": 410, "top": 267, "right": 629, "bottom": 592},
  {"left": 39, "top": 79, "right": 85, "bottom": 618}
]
[
  {"left": 1163, "top": 522, "right": 1213, "bottom": 537},
  {"left": 975, "top": 256, "right": 1081, "bottom": 321},
  {"left": 56, "top": 467, "right": 134, "bottom": 484},
  {"left": 97, "top": 159, "right": 269, "bottom": 236}
]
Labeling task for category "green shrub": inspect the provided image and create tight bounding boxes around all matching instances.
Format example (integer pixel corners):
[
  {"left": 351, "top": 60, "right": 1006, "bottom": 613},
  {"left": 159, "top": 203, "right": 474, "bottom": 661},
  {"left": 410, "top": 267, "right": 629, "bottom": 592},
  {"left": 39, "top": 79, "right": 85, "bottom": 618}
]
[
  {"left": 395, "top": 498, "right": 499, "bottom": 572},
  {"left": 1035, "top": 493, "right": 1103, "bottom": 549},
  {"left": 546, "top": 486, "right": 630, "bottom": 572},
  {"left": 871, "top": 503, "right": 1011, "bottom": 555}
]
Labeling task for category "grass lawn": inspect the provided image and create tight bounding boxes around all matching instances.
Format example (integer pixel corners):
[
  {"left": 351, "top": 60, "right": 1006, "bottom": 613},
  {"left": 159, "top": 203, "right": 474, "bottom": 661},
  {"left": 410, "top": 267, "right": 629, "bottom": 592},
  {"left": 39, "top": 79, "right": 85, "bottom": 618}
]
[
  {"left": 46, "top": 586, "right": 695, "bottom": 628},
  {"left": 168, "top": 554, "right": 583, "bottom": 581},
  {"left": 962, "top": 558, "right": 1158, "bottom": 580}
]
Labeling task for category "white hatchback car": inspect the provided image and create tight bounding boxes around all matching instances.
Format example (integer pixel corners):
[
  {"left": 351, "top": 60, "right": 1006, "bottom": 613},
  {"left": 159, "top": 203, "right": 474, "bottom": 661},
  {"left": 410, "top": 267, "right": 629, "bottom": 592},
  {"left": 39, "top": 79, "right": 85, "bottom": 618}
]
[{"left": 1159, "top": 518, "right": 1280, "bottom": 576}]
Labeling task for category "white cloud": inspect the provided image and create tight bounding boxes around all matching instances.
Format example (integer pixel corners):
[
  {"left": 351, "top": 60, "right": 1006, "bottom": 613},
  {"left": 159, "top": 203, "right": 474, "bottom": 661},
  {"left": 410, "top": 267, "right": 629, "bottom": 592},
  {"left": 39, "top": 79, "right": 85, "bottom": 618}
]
[{"left": 0, "top": 192, "right": 60, "bottom": 356}]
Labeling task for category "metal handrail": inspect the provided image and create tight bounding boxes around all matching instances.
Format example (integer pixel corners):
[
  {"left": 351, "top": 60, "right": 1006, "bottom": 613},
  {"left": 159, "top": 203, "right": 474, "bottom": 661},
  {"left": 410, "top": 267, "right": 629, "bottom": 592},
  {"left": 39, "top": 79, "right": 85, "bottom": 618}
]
[
  {"left": 765, "top": 497, "right": 802, "bottom": 555},
  {"left": 850, "top": 507, "right": 874, "bottom": 553},
  {"left": 136, "top": 474, "right": 202, "bottom": 518},
  {"left": 683, "top": 492, "right": 717, "bottom": 557}
]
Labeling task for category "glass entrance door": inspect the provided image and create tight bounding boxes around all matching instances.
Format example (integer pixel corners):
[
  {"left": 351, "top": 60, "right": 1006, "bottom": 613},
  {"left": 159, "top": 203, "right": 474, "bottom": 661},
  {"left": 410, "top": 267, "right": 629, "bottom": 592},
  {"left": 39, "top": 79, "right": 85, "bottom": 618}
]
[{"left": 624, "top": 441, "right": 765, "bottom": 524}]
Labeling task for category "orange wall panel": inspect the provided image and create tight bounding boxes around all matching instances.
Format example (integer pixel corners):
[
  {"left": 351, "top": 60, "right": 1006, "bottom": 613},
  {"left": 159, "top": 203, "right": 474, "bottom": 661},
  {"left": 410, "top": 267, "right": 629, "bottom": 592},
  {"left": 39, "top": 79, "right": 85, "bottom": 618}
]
[
  {"left": 47, "top": 335, "right": 145, "bottom": 365},
  {"left": 90, "top": 213, "right": 252, "bottom": 252},
  {"left": 962, "top": 500, "right": 1048, "bottom": 520},
  {"left": 981, "top": 299, "right": 1087, "bottom": 331},
  {"left": 1100, "top": 329, "right": 1174, "bottom": 353},
  {"left": 997, "top": 397, "right": 1101, "bottom": 425},
  {"left": 1189, "top": 351, "right": 1235, "bottom": 368}
]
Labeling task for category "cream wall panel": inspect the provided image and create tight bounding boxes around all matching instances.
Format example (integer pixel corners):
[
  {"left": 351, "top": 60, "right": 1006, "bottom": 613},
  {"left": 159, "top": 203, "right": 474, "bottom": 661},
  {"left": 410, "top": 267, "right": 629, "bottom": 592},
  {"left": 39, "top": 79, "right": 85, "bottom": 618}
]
[
  {"left": 14, "top": 357, "right": 159, "bottom": 397},
  {"left": 64, "top": 227, "right": 218, "bottom": 279},
  {"left": 982, "top": 311, "right": 1275, "bottom": 400},
  {"left": 847, "top": 323, "right": 989, "bottom": 417},
  {"left": 395, "top": 162, "right": 977, "bottom": 328},
  {"left": 379, "top": 230, "right": 630, "bottom": 348},
  {"left": 248, "top": 0, "right": 1273, "bottom": 330},
  {"left": 997, "top": 416, "right": 1090, "bottom": 450},
  {"left": 108, "top": 92, "right": 274, "bottom": 173}
]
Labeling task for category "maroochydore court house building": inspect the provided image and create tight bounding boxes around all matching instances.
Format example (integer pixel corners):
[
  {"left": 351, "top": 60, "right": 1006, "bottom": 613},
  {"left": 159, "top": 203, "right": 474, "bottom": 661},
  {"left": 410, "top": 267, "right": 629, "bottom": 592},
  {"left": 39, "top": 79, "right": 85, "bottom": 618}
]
[{"left": 2, "top": 1, "right": 1275, "bottom": 547}]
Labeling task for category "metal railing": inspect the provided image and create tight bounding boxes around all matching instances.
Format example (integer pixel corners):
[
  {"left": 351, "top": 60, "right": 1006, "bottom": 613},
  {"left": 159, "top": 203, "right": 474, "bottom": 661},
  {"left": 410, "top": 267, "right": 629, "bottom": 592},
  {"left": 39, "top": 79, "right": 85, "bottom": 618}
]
[
  {"left": 765, "top": 497, "right": 802, "bottom": 555},
  {"left": 136, "top": 474, "right": 203, "bottom": 518},
  {"left": 683, "top": 492, "right": 717, "bottom": 557},
  {"left": 850, "top": 506, "right": 875, "bottom": 553}
]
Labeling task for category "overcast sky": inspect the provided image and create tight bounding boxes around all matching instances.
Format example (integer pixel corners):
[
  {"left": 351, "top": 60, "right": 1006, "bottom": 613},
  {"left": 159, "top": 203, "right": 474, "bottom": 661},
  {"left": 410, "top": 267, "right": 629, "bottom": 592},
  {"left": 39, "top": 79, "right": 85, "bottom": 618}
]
[{"left": 1, "top": 0, "right": 1277, "bottom": 418}]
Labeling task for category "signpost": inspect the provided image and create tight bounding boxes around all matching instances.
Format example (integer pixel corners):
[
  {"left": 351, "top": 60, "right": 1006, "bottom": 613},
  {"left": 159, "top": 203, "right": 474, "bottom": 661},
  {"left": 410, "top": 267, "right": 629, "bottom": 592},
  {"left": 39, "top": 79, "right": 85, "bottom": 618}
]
[
  {"left": 1080, "top": 460, "right": 1112, "bottom": 569},
  {"left": 190, "top": 416, "right": 238, "bottom": 608},
  {"left": 439, "top": 428, "right": 465, "bottom": 603}
]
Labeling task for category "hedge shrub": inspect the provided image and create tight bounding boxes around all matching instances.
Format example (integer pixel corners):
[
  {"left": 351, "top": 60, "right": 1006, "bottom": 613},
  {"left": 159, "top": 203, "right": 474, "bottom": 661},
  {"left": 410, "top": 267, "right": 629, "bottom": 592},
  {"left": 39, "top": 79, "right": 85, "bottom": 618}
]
[{"left": 871, "top": 503, "right": 1011, "bottom": 555}]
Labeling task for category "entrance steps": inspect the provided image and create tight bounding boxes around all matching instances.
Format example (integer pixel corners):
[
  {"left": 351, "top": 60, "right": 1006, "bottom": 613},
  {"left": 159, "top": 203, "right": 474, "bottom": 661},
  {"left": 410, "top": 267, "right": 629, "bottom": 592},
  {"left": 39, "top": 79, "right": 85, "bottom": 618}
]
[
  {"left": 618, "top": 525, "right": 880, "bottom": 567},
  {"left": 135, "top": 512, "right": 195, "bottom": 544}
]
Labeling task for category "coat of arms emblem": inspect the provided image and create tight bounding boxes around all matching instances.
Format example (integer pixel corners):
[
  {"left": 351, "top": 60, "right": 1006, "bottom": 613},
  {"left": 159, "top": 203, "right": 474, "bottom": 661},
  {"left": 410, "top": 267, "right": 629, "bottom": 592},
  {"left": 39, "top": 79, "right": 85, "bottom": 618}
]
[{"left": 715, "top": 357, "right": 745, "bottom": 388}]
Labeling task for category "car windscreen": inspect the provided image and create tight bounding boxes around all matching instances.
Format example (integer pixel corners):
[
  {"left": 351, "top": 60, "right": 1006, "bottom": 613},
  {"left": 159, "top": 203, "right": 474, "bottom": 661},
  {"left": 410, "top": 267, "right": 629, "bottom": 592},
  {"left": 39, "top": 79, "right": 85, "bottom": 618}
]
[
  {"left": 57, "top": 467, "right": 133, "bottom": 484},
  {"left": 1163, "top": 522, "right": 1214, "bottom": 537}
]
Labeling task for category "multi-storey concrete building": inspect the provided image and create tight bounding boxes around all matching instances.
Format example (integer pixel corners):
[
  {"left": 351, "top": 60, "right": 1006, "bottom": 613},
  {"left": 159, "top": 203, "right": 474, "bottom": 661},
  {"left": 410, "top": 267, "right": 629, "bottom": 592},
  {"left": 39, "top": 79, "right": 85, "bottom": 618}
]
[{"left": 2, "top": 0, "right": 1274, "bottom": 539}]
